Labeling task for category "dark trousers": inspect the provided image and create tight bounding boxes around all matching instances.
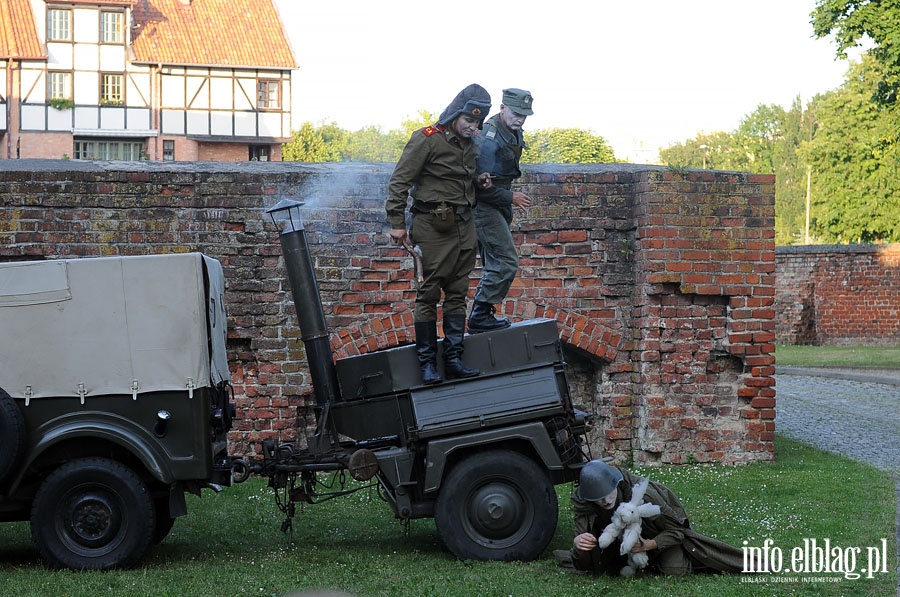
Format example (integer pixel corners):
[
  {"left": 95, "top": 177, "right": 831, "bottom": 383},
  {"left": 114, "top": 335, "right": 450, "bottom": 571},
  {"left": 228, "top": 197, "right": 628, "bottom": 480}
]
[
  {"left": 410, "top": 208, "right": 476, "bottom": 321},
  {"left": 473, "top": 204, "right": 518, "bottom": 305}
]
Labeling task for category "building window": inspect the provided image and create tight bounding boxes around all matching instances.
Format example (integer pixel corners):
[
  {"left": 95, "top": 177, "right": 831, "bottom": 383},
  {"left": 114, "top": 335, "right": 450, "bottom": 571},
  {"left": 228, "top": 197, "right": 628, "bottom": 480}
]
[
  {"left": 250, "top": 145, "right": 270, "bottom": 161},
  {"left": 49, "top": 72, "right": 72, "bottom": 100},
  {"left": 163, "top": 140, "right": 175, "bottom": 161},
  {"left": 101, "top": 74, "right": 124, "bottom": 104},
  {"left": 100, "top": 11, "right": 124, "bottom": 44},
  {"left": 257, "top": 80, "right": 280, "bottom": 109},
  {"left": 74, "top": 139, "right": 145, "bottom": 161},
  {"left": 48, "top": 8, "right": 72, "bottom": 41}
]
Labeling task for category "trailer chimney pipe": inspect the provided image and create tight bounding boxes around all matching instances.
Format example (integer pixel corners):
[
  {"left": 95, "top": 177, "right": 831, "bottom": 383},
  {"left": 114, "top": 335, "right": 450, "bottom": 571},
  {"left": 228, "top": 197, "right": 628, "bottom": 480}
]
[{"left": 266, "top": 199, "right": 340, "bottom": 407}]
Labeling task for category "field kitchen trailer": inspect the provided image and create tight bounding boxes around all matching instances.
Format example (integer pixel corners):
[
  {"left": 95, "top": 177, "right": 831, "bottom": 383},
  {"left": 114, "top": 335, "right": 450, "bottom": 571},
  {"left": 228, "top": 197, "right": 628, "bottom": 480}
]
[
  {"left": 231, "top": 199, "right": 593, "bottom": 562},
  {"left": 0, "top": 253, "right": 234, "bottom": 570}
]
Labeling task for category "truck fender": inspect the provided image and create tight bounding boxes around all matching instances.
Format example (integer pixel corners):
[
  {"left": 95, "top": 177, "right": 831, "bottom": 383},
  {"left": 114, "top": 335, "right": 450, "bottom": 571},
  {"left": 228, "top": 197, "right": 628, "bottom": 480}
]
[
  {"left": 423, "top": 421, "right": 564, "bottom": 493},
  {"left": 0, "top": 387, "right": 27, "bottom": 487},
  {"left": 5, "top": 414, "right": 174, "bottom": 495}
]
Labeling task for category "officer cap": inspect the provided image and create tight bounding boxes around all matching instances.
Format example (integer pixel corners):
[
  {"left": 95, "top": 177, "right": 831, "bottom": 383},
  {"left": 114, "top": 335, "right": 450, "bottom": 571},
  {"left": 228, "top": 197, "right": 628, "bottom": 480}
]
[
  {"left": 577, "top": 460, "right": 623, "bottom": 501},
  {"left": 502, "top": 88, "right": 534, "bottom": 116},
  {"left": 438, "top": 84, "right": 492, "bottom": 129}
]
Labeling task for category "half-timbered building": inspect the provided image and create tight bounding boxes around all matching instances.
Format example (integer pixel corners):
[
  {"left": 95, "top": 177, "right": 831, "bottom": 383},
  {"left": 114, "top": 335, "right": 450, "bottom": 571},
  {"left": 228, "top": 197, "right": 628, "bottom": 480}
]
[{"left": 0, "top": 0, "right": 296, "bottom": 161}]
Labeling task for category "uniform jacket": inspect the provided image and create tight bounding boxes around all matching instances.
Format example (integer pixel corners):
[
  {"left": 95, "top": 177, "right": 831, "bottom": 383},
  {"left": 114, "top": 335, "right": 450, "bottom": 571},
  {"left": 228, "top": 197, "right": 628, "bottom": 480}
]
[
  {"left": 473, "top": 114, "right": 526, "bottom": 223},
  {"left": 386, "top": 124, "right": 479, "bottom": 230},
  {"left": 569, "top": 468, "right": 746, "bottom": 574}
]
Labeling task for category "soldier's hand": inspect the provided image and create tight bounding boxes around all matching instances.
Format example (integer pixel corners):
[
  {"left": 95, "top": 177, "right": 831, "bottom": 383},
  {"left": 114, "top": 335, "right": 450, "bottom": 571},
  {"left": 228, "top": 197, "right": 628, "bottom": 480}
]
[
  {"left": 573, "top": 532, "right": 598, "bottom": 552},
  {"left": 630, "top": 537, "right": 657, "bottom": 553},
  {"left": 476, "top": 172, "right": 492, "bottom": 189},
  {"left": 512, "top": 192, "right": 531, "bottom": 209},
  {"left": 390, "top": 228, "right": 408, "bottom": 245}
]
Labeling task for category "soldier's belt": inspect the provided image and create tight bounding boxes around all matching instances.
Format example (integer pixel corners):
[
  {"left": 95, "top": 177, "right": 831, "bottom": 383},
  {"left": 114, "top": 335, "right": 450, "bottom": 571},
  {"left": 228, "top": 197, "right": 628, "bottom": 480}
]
[{"left": 412, "top": 201, "right": 471, "bottom": 215}]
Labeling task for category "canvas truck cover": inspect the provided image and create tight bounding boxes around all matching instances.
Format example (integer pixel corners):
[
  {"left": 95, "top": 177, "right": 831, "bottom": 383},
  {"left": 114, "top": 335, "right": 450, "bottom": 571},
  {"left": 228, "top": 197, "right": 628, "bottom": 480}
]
[{"left": 0, "top": 253, "right": 229, "bottom": 401}]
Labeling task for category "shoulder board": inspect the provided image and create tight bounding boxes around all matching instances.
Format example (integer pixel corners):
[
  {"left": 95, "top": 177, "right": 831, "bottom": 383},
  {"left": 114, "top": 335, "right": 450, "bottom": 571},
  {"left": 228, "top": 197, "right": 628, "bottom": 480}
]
[
  {"left": 422, "top": 124, "right": 444, "bottom": 137},
  {"left": 484, "top": 128, "right": 497, "bottom": 139}
]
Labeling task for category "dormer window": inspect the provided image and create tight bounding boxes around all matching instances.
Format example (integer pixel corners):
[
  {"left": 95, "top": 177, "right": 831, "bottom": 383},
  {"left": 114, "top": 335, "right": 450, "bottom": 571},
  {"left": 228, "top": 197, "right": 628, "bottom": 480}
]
[
  {"left": 48, "top": 8, "right": 72, "bottom": 41},
  {"left": 101, "top": 11, "right": 124, "bottom": 44}
]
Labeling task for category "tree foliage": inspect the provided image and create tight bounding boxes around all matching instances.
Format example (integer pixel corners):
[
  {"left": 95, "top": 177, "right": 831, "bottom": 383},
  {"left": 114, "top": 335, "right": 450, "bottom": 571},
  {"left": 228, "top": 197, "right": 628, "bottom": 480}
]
[
  {"left": 281, "top": 113, "right": 615, "bottom": 165},
  {"left": 521, "top": 129, "right": 615, "bottom": 163},
  {"left": 806, "top": 55, "right": 900, "bottom": 243},
  {"left": 812, "top": 0, "right": 900, "bottom": 105}
]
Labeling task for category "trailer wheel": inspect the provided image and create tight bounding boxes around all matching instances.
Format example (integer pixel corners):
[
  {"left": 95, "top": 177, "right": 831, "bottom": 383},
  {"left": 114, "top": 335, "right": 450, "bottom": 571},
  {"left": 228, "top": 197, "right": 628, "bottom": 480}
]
[
  {"left": 434, "top": 449, "right": 558, "bottom": 562},
  {"left": 0, "top": 387, "right": 26, "bottom": 488},
  {"left": 31, "top": 457, "right": 155, "bottom": 570}
]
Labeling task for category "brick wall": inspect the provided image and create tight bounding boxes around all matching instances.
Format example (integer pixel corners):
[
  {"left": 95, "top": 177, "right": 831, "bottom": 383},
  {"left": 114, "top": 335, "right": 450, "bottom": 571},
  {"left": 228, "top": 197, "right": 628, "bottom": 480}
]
[
  {"left": 0, "top": 161, "right": 776, "bottom": 465},
  {"left": 776, "top": 244, "right": 900, "bottom": 345}
]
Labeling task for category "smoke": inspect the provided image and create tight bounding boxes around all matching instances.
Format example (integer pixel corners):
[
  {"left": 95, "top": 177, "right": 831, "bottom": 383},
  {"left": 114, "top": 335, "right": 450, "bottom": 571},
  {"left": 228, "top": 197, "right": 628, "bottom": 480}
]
[{"left": 274, "top": 164, "right": 392, "bottom": 211}]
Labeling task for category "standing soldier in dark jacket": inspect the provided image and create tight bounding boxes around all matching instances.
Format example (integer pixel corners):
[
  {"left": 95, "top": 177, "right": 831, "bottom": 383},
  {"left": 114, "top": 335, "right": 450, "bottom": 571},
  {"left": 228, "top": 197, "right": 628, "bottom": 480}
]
[
  {"left": 468, "top": 88, "right": 534, "bottom": 332},
  {"left": 386, "top": 84, "right": 493, "bottom": 385},
  {"left": 557, "top": 460, "right": 749, "bottom": 576}
]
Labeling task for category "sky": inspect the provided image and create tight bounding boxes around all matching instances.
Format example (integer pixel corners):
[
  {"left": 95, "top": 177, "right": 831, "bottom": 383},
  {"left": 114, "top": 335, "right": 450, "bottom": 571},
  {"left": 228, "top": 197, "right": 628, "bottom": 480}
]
[{"left": 273, "top": 0, "right": 859, "bottom": 163}]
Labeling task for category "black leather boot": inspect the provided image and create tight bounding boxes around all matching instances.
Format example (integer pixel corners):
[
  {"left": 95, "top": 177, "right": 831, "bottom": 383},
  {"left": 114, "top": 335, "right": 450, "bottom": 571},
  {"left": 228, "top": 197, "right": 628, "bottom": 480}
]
[
  {"left": 467, "top": 300, "right": 510, "bottom": 333},
  {"left": 442, "top": 314, "right": 480, "bottom": 379},
  {"left": 414, "top": 321, "right": 443, "bottom": 385}
]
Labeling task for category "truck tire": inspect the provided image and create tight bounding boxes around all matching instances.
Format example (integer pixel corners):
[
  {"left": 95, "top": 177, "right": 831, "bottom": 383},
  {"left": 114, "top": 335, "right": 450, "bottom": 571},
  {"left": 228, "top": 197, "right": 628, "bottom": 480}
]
[
  {"left": 434, "top": 449, "right": 558, "bottom": 562},
  {"left": 0, "top": 387, "right": 26, "bottom": 488},
  {"left": 30, "top": 457, "right": 155, "bottom": 570}
]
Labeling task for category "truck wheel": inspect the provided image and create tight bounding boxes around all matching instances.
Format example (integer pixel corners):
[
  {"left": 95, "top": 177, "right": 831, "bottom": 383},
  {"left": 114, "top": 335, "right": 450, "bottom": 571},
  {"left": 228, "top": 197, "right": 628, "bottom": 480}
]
[
  {"left": 0, "top": 387, "right": 26, "bottom": 487},
  {"left": 30, "top": 457, "right": 155, "bottom": 570},
  {"left": 434, "top": 449, "right": 558, "bottom": 562}
]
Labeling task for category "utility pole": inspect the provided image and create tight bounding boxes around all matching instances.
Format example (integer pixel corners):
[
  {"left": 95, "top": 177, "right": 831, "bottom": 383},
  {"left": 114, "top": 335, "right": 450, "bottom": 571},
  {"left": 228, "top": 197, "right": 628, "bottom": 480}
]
[{"left": 805, "top": 165, "right": 811, "bottom": 244}]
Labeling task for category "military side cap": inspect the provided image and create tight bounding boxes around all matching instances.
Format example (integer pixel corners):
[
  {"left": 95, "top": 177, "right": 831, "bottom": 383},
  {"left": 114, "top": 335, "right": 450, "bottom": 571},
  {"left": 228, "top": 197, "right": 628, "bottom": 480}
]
[{"left": 502, "top": 88, "right": 534, "bottom": 115}]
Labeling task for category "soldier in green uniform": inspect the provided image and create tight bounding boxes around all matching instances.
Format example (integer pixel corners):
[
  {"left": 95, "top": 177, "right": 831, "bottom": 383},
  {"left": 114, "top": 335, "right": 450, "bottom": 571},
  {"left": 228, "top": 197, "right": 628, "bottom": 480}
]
[
  {"left": 557, "top": 460, "right": 749, "bottom": 576},
  {"left": 469, "top": 88, "right": 534, "bottom": 332},
  {"left": 386, "top": 84, "right": 493, "bottom": 385}
]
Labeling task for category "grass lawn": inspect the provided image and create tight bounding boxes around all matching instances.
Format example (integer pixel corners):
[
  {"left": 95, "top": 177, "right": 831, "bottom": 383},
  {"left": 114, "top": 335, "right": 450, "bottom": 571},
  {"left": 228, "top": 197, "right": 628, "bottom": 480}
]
[
  {"left": 0, "top": 436, "right": 895, "bottom": 596},
  {"left": 776, "top": 344, "right": 900, "bottom": 368}
]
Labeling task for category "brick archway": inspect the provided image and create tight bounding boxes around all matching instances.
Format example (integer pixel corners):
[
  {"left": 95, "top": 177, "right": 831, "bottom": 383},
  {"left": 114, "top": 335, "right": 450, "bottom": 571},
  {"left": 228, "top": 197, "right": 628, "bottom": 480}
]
[{"left": 329, "top": 302, "right": 621, "bottom": 364}]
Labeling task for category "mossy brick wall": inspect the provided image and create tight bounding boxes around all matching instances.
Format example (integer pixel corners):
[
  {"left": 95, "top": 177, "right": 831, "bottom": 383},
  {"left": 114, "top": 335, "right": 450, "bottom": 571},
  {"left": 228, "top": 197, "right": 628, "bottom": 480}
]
[
  {"left": 776, "top": 244, "right": 900, "bottom": 346},
  {"left": 0, "top": 161, "right": 776, "bottom": 465}
]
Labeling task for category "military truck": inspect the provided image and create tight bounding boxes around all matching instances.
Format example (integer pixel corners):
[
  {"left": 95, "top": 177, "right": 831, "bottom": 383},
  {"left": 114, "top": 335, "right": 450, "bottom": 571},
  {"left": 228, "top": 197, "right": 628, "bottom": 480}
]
[
  {"left": 232, "top": 200, "right": 593, "bottom": 562},
  {"left": 0, "top": 253, "right": 234, "bottom": 570}
]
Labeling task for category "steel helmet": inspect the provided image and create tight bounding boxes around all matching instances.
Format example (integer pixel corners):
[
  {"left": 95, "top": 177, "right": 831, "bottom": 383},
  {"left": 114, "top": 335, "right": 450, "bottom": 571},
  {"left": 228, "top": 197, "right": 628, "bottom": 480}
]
[{"left": 577, "top": 460, "right": 624, "bottom": 501}]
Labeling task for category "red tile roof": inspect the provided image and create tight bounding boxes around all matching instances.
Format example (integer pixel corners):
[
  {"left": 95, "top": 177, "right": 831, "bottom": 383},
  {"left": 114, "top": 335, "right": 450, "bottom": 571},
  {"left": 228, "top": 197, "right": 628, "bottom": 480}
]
[
  {"left": 0, "top": 0, "right": 44, "bottom": 59},
  {"left": 130, "top": 0, "right": 297, "bottom": 69}
]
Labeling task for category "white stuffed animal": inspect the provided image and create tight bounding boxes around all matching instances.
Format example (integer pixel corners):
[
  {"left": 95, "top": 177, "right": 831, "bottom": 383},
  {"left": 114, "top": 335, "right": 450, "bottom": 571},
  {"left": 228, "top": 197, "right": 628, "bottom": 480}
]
[{"left": 596, "top": 476, "right": 661, "bottom": 576}]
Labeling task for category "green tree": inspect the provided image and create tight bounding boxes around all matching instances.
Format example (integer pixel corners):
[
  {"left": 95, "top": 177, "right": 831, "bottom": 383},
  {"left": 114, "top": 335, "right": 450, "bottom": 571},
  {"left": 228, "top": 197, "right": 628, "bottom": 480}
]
[
  {"left": 812, "top": 0, "right": 900, "bottom": 105},
  {"left": 659, "top": 131, "right": 747, "bottom": 171},
  {"left": 807, "top": 54, "right": 900, "bottom": 242},
  {"left": 772, "top": 97, "right": 817, "bottom": 245},
  {"left": 282, "top": 121, "right": 347, "bottom": 162},
  {"left": 522, "top": 128, "right": 615, "bottom": 163},
  {"left": 344, "top": 126, "right": 404, "bottom": 162}
]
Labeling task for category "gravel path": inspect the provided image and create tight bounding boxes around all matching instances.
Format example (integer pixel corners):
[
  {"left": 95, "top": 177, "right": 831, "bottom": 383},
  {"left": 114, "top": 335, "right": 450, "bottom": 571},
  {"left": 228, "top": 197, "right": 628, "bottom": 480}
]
[{"left": 776, "top": 368, "right": 900, "bottom": 593}]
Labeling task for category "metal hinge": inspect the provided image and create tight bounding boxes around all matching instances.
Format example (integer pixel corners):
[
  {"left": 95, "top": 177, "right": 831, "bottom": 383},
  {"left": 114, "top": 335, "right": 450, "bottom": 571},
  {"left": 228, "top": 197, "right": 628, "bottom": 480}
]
[
  {"left": 77, "top": 382, "right": 87, "bottom": 405},
  {"left": 131, "top": 379, "right": 140, "bottom": 401},
  {"left": 186, "top": 377, "right": 195, "bottom": 399},
  {"left": 24, "top": 385, "right": 33, "bottom": 406}
]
